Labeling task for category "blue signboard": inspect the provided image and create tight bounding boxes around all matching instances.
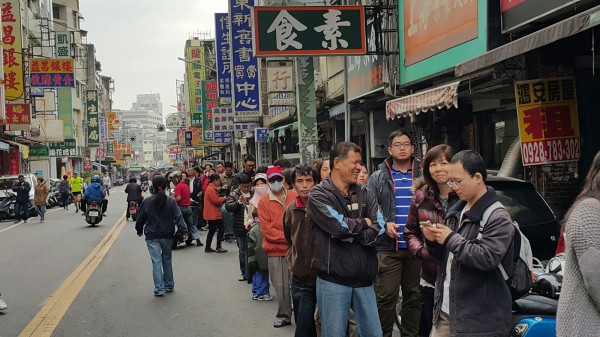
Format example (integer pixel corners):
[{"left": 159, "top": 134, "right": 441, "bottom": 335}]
[
  {"left": 229, "top": 0, "right": 260, "bottom": 117},
  {"left": 30, "top": 73, "right": 75, "bottom": 87},
  {"left": 255, "top": 127, "right": 269, "bottom": 143},
  {"left": 213, "top": 131, "right": 233, "bottom": 144},
  {"left": 215, "top": 13, "right": 232, "bottom": 105}
]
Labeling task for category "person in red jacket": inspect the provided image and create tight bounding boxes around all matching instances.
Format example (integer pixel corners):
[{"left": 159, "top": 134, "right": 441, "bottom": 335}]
[
  {"left": 258, "top": 165, "right": 298, "bottom": 328},
  {"left": 203, "top": 174, "right": 227, "bottom": 253}
]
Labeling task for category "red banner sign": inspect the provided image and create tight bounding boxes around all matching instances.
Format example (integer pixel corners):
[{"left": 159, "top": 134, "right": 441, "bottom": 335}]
[{"left": 0, "top": 104, "right": 31, "bottom": 125}]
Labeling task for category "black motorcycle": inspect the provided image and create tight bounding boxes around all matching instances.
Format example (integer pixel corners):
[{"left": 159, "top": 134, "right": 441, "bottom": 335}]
[
  {"left": 84, "top": 201, "right": 104, "bottom": 226},
  {"left": 0, "top": 191, "right": 36, "bottom": 221}
]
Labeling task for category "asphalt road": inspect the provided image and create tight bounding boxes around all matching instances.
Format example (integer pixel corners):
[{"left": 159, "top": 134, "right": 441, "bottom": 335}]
[{"left": 0, "top": 186, "right": 294, "bottom": 337}]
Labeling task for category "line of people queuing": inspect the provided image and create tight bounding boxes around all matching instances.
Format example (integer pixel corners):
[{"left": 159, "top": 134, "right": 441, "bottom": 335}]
[{"left": 131, "top": 132, "right": 600, "bottom": 337}]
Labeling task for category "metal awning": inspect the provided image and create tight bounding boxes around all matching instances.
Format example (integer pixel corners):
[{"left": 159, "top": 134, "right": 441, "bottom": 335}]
[
  {"left": 386, "top": 81, "right": 461, "bottom": 120},
  {"left": 268, "top": 121, "right": 299, "bottom": 140},
  {"left": 456, "top": 4, "right": 600, "bottom": 77},
  {"left": 0, "top": 141, "right": 9, "bottom": 151}
]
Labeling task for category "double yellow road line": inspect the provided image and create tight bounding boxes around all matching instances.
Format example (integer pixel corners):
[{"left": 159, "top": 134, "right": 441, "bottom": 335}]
[{"left": 19, "top": 214, "right": 127, "bottom": 337}]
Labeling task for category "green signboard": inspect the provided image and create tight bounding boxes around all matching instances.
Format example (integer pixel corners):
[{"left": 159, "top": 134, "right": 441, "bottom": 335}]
[
  {"left": 399, "top": 0, "right": 488, "bottom": 84},
  {"left": 186, "top": 46, "right": 204, "bottom": 127},
  {"left": 57, "top": 88, "right": 73, "bottom": 138},
  {"left": 106, "top": 141, "right": 113, "bottom": 154},
  {"left": 201, "top": 80, "right": 218, "bottom": 142},
  {"left": 347, "top": 20, "right": 384, "bottom": 101},
  {"left": 29, "top": 145, "right": 49, "bottom": 158},
  {"left": 85, "top": 90, "right": 100, "bottom": 147},
  {"left": 253, "top": 6, "right": 366, "bottom": 56}
]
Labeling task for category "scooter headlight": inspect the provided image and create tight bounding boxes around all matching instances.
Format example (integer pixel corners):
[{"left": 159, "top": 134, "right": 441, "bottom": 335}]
[{"left": 512, "top": 323, "right": 529, "bottom": 337}]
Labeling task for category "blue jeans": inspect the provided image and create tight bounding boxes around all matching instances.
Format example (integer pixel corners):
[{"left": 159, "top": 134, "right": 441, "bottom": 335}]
[
  {"left": 292, "top": 275, "right": 317, "bottom": 337},
  {"left": 316, "top": 277, "right": 382, "bottom": 337},
  {"left": 146, "top": 239, "right": 175, "bottom": 294},
  {"left": 179, "top": 206, "right": 199, "bottom": 240},
  {"left": 252, "top": 270, "right": 270, "bottom": 296},
  {"left": 236, "top": 235, "right": 247, "bottom": 276},
  {"left": 35, "top": 204, "right": 46, "bottom": 221}
]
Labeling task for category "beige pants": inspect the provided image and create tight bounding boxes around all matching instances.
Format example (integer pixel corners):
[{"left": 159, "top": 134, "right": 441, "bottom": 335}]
[
  {"left": 430, "top": 311, "right": 450, "bottom": 337},
  {"left": 268, "top": 256, "right": 292, "bottom": 321}
]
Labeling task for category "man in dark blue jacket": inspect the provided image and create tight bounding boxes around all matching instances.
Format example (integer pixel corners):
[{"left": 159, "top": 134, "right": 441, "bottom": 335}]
[
  {"left": 12, "top": 175, "right": 31, "bottom": 223},
  {"left": 307, "top": 141, "right": 385, "bottom": 337},
  {"left": 82, "top": 175, "right": 108, "bottom": 214}
]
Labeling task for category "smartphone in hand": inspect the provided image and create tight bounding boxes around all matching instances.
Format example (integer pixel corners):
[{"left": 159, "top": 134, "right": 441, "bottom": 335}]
[{"left": 419, "top": 221, "right": 434, "bottom": 228}]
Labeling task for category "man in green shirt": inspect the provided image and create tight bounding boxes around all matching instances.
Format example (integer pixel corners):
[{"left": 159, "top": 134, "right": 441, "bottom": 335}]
[{"left": 69, "top": 172, "right": 84, "bottom": 213}]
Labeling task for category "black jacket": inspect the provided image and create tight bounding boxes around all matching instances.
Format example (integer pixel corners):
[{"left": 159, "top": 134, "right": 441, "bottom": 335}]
[
  {"left": 135, "top": 195, "right": 187, "bottom": 240},
  {"left": 368, "top": 156, "right": 422, "bottom": 251},
  {"left": 306, "top": 176, "right": 384, "bottom": 288},
  {"left": 125, "top": 183, "right": 143, "bottom": 202},
  {"left": 189, "top": 176, "right": 202, "bottom": 202},
  {"left": 12, "top": 180, "right": 31, "bottom": 204},
  {"left": 225, "top": 187, "right": 253, "bottom": 237},
  {"left": 426, "top": 187, "right": 514, "bottom": 336}
]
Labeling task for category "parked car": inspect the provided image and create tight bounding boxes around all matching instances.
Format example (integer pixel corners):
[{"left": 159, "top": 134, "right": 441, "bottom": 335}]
[{"left": 487, "top": 176, "right": 561, "bottom": 261}]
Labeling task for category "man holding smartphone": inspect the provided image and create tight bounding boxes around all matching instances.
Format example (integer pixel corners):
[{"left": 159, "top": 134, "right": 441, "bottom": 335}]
[{"left": 12, "top": 175, "right": 31, "bottom": 223}]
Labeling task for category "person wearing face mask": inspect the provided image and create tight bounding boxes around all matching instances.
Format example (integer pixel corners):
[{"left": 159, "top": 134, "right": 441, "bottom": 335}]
[
  {"left": 225, "top": 174, "right": 254, "bottom": 281},
  {"left": 248, "top": 173, "right": 269, "bottom": 211},
  {"left": 258, "top": 166, "right": 298, "bottom": 328}
]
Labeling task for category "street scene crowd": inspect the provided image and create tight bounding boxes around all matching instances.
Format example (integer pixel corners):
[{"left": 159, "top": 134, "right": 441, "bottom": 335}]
[{"left": 3, "top": 131, "right": 599, "bottom": 337}]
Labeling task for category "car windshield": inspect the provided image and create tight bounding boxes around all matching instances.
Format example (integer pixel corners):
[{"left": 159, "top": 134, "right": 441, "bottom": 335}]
[{"left": 493, "top": 183, "right": 556, "bottom": 227}]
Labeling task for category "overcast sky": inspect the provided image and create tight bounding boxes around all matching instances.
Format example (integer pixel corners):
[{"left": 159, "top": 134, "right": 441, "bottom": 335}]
[{"left": 79, "top": 1, "right": 229, "bottom": 116}]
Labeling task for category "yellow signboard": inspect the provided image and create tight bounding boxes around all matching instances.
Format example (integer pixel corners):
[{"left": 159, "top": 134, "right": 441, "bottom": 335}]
[
  {"left": 2, "top": 0, "right": 24, "bottom": 101},
  {"left": 515, "top": 78, "right": 581, "bottom": 166}
]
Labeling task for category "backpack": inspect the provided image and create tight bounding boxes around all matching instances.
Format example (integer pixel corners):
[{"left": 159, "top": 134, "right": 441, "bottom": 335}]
[
  {"left": 478, "top": 201, "right": 533, "bottom": 300},
  {"left": 58, "top": 180, "right": 70, "bottom": 194}
]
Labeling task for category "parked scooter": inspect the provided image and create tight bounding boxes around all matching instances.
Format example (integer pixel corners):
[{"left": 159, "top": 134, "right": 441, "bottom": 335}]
[
  {"left": 128, "top": 201, "right": 139, "bottom": 221},
  {"left": 0, "top": 191, "right": 36, "bottom": 221},
  {"left": 46, "top": 188, "right": 60, "bottom": 209},
  {"left": 84, "top": 201, "right": 104, "bottom": 226},
  {"left": 510, "top": 255, "right": 563, "bottom": 337}
]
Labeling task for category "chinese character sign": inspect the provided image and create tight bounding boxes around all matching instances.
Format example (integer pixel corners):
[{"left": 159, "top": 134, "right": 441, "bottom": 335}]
[
  {"left": 0, "top": 104, "right": 31, "bottom": 125},
  {"left": 267, "top": 66, "right": 294, "bottom": 92},
  {"left": 2, "top": 0, "right": 24, "bottom": 101},
  {"left": 255, "top": 127, "right": 269, "bottom": 142},
  {"left": 514, "top": 78, "right": 581, "bottom": 166},
  {"left": 253, "top": 6, "right": 367, "bottom": 56},
  {"left": 55, "top": 32, "right": 71, "bottom": 58},
  {"left": 229, "top": 0, "right": 261, "bottom": 117},
  {"left": 29, "top": 59, "right": 75, "bottom": 87},
  {"left": 215, "top": 13, "right": 232, "bottom": 103},
  {"left": 347, "top": 20, "right": 384, "bottom": 100},
  {"left": 48, "top": 140, "right": 78, "bottom": 158},
  {"left": 202, "top": 80, "right": 219, "bottom": 141},
  {"left": 186, "top": 46, "right": 205, "bottom": 126},
  {"left": 86, "top": 90, "right": 100, "bottom": 147}
]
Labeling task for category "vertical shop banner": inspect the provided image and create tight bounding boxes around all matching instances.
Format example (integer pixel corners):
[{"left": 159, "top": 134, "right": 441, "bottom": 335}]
[
  {"left": 99, "top": 115, "right": 108, "bottom": 141},
  {"left": 0, "top": 103, "right": 30, "bottom": 125},
  {"left": 229, "top": 0, "right": 261, "bottom": 117},
  {"left": 184, "top": 131, "right": 193, "bottom": 147},
  {"left": 2, "top": 0, "right": 24, "bottom": 101},
  {"left": 201, "top": 80, "right": 218, "bottom": 141},
  {"left": 55, "top": 32, "right": 71, "bottom": 58},
  {"left": 186, "top": 46, "right": 205, "bottom": 126},
  {"left": 347, "top": 19, "right": 384, "bottom": 101},
  {"left": 107, "top": 111, "right": 116, "bottom": 138},
  {"left": 57, "top": 88, "right": 73, "bottom": 138},
  {"left": 85, "top": 90, "right": 100, "bottom": 147},
  {"left": 515, "top": 78, "right": 581, "bottom": 166},
  {"left": 215, "top": 13, "right": 232, "bottom": 105},
  {"left": 106, "top": 141, "right": 114, "bottom": 156}
]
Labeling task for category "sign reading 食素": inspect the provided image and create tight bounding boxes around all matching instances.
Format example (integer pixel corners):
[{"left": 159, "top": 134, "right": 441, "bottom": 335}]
[
  {"left": 515, "top": 78, "right": 581, "bottom": 166},
  {"left": 253, "top": 6, "right": 366, "bottom": 56}
]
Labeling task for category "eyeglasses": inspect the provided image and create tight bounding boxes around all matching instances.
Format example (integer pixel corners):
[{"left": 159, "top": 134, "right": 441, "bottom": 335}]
[
  {"left": 447, "top": 180, "right": 461, "bottom": 189},
  {"left": 391, "top": 142, "right": 412, "bottom": 148},
  {"left": 268, "top": 176, "right": 283, "bottom": 183}
]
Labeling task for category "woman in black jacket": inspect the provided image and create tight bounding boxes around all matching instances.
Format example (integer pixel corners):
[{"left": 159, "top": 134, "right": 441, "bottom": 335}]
[{"left": 225, "top": 173, "right": 253, "bottom": 281}]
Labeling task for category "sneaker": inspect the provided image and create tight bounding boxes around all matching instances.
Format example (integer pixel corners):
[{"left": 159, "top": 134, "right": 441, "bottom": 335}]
[
  {"left": 165, "top": 288, "right": 174, "bottom": 293},
  {"left": 205, "top": 247, "right": 216, "bottom": 253},
  {"left": 238, "top": 275, "right": 246, "bottom": 281},
  {"left": 252, "top": 294, "right": 259, "bottom": 300},
  {"left": 257, "top": 294, "right": 273, "bottom": 301},
  {"left": 216, "top": 247, "right": 228, "bottom": 253},
  {"left": 0, "top": 298, "right": 6, "bottom": 310},
  {"left": 196, "top": 239, "right": 204, "bottom": 247},
  {"left": 154, "top": 291, "right": 165, "bottom": 296}
]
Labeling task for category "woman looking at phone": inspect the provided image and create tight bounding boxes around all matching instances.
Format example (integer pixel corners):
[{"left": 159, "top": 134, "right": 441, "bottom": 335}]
[{"left": 404, "top": 144, "right": 459, "bottom": 337}]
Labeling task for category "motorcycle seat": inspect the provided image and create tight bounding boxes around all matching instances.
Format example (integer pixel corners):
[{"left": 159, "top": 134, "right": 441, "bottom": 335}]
[{"left": 513, "top": 294, "right": 558, "bottom": 315}]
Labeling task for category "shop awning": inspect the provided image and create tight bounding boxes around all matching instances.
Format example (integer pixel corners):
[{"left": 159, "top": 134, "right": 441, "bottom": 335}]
[
  {"left": 0, "top": 141, "right": 9, "bottom": 151},
  {"left": 268, "top": 122, "right": 299, "bottom": 140},
  {"left": 385, "top": 81, "right": 461, "bottom": 120},
  {"left": 456, "top": 4, "right": 600, "bottom": 77}
]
